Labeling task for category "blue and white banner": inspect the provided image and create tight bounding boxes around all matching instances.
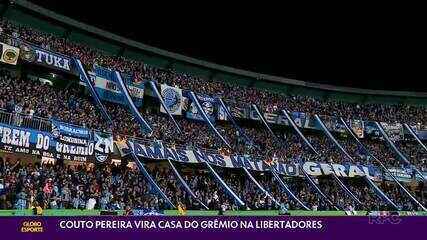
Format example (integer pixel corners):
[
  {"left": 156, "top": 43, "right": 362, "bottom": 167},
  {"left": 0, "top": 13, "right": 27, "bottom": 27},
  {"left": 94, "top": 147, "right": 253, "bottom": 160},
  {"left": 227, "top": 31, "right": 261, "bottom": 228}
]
[
  {"left": 160, "top": 84, "right": 183, "bottom": 115},
  {"left": 187, "top": 91, "right": 230, "bottom": 148},
  {"left": 118, "top": 139, "right": 384, "bottom": 179},
  {"left": 0, "top": 122, "right": 113, "bottom": 163},
  {"left": 242, "top": 167, "right": 280, "bottom": 206},
  {"left": 217, "top": 102, "right": 246, "bottom": 121},
  {"left": 114, "top": 71, "right": 152, "bottom": 134},
  {"left": 251, "top": 104, "right": 277, "bottom": 139},
  {"left": 93, "top": 132, "right": 114, "bottom": 164},
  {"left": 184, "top": 91, "right": 216, "bottom": 122},
  {"left": 51, "top": 119, "right": 91, "bottom": 139},
  {"left": 250, "top": 109, "right": 305, "bottom": 127},
  {"left": 0, "top": 118, "right": 422, "bottom": 182},
  {"left": 15, "top": 41, "right": 427, "bottom": 143},
  {"left": 364, "top": 176, "right": 399, "bottom": 210},
  {"left": 376, "top": 122, "right": 410, "bottom": 165},
  {"left": 282, "top": 110, "right": 319, "bottom": 155},
  {"left": 75, "top": 59, "right": 113, "bottom": 126},
  {"left": 321, "top": 116, "right": 347, "bottom": 133},
  {"left": 218, "top": 98, "right": 257, "bottom": 148},
  {"left": 364, "top": 121, "right": 382, "bottom": 138},
  {"left": 14, "top": 32, "right": 427, "bottom": 144},
  {"left": 204, "top": 160, "right": 245, "bottom": 207},
  {"left": 168, "top": 159, "right": 209, "bottom": 209},
  {"left": 314, "top": 115, "right": 353, "bottom": 161},
  {"left": 341, "top": 118, "right": 426, "bottom": 210},
  {"left": 89, "top": 65, "right": 145, "bottom": 107},
  {"left": 19, "top": 43, "right": 73, "bottom": 73},
  {"left": 376, "top": 122, "right": 426, "bottom": 183},
  {"left": 128, "top": 147, "right": 175, "bottom": 209},
  {"left": 220, "top": 102, "right": 311, "bottom": 129},
  {"left": 148, "top": 82, "right": 182, "bottom": 133}
]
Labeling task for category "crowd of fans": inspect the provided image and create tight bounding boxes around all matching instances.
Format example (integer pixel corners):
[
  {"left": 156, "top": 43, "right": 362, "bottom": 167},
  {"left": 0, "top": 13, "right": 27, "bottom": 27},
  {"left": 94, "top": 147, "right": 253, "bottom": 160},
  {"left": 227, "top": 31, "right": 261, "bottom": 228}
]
[
  {"left": 0, "top": 160, "right": 168, "bottom": 211},
  {"left": 2, "top": 158, "right": 423, "bottom": 212},
  {"left": 0, "top": 18, "right": 426, "bottom": 213},
  {"left": 1, "top": 19, "right": 427, "bottom": 126}
]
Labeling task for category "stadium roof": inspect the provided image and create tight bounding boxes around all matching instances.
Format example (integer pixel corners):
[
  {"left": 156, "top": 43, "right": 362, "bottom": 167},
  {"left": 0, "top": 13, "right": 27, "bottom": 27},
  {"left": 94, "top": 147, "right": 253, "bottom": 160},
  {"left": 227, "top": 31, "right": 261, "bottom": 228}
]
[{"left": 2, "top": 0, "right": 427, "bottom": 105}]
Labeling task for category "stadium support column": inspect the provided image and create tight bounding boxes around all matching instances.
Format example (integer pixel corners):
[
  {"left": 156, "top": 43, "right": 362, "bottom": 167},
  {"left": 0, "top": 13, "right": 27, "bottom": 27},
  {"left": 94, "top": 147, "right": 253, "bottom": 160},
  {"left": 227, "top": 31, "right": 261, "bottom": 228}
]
[
  {"left": 127, "top": 145, "right": 175, "bottom": 209},
  {"left": 314, "top": 115, "right": 353, "bottom": 160},
  {"left": 339, "top": 117, "right": 423, "bottom": 211},
  {"left": 168, "top": 160, "right": 209, "bottom": 210},
  {"left": 248, "top": 104, "right": 313, "bottom": 210},
  {"left": 270, "top": 169, "right": 310, "bottom": 210},
  {"left": 74, "top": 58, "right": 113, "bottom": 127},
  {"left": 288, "top": 111, "right": 363, "bottom": 207},
  {"left": 281, "top": 109, "right": 341, "bottom": 210},
  {"left": 375, "top": 122, "right": 425, "bottom": 181},
  {"left": 404, "top": 123, "right": 427, "bottom": 153},
  {"left": 242, "top": 167, "right": 281, "bottom": 207},
  {"left": 149, "top": 81, "right": 182, "bottom": 134},
  {"left": 114, "top": 71, "right": 152, "bottom": 134},
  {"left": 251, "top": 104, "right": 278, "bottom": 141},
  {"left": 314, "top": 114, "right": 373, "bottom": 206},
  {"left": 365, "top": 176, "right": 400, "bottom": 210},
  {"left": 204, "top": 161, "right": 245, "bottom": 207},
  {"left": 298, "top": 163, "right": 339, "bottom": 210},
  {"left": 281, "top": 110, "right": 318, "bottom": 154},
  {"left": 217, "top": 98, "right": 258, "bottom": 149},
  {"left": 373, "top": 121, "right": 426, "bottom": 210},
  {"left": 188, "top": 91, "right": 231, "bottom": 149}
]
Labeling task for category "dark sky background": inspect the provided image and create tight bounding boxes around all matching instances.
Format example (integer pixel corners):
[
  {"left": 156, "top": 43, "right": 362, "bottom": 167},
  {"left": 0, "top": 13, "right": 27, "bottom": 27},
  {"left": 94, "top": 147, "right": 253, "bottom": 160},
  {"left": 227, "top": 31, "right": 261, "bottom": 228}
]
[{"left": 28, "top": 1, "right": 425, "bottom": 91}]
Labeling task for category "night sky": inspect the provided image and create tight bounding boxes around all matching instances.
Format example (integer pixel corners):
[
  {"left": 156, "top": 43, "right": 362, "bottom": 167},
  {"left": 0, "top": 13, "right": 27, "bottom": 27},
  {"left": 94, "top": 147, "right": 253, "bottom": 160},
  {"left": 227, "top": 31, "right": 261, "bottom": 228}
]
[{"left": 27, "top": 0, "right": 425, "bottom": 91}]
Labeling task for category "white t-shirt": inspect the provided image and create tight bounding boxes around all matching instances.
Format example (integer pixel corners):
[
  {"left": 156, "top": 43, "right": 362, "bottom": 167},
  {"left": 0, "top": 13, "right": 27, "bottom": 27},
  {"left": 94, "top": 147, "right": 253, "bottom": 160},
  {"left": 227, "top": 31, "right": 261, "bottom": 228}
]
[
  {"left": 312, "top": 205, "right": 318, "bottom": 211},
  {"left": 86, "top": 198, "right": 97, "bottom": 210}
]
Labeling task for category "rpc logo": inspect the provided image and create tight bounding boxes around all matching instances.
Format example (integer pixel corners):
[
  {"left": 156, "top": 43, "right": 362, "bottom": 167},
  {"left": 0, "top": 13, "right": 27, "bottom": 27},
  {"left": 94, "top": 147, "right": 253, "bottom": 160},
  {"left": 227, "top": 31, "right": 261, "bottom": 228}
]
[{"left": 368, "top": 214, "right": 402, "bottom": 224}]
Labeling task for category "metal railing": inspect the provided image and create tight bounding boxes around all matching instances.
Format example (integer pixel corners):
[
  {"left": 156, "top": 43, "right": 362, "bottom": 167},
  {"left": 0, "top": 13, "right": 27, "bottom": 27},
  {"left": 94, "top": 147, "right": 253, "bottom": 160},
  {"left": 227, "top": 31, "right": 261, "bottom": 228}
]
[
  {"left": 0, "top": 108, "right": 222, "bottom": 155},
  {"left": 0, "top": 108, "right": 51, "bottom": 132}
]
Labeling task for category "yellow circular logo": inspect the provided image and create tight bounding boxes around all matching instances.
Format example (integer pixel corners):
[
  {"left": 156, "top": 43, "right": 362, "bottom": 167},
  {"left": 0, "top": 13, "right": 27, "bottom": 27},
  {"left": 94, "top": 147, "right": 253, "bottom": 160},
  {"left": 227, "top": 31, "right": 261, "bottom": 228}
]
[{"left": 2, "top": 48, "right": 18, "bottom": 64}]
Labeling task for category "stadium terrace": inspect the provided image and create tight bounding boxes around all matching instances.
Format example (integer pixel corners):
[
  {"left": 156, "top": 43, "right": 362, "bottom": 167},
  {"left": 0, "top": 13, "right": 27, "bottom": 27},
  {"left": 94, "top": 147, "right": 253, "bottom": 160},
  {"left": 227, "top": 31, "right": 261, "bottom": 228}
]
[{"left": 0, "top": 1, "right": 426, "bottom": 218}]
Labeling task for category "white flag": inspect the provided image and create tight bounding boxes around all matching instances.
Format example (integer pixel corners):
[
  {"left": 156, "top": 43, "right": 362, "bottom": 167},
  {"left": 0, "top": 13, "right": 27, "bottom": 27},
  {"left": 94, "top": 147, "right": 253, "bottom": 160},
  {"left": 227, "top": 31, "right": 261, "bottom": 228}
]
[{"left": 160, "top": 84, "right": 183, "bottom": 115}]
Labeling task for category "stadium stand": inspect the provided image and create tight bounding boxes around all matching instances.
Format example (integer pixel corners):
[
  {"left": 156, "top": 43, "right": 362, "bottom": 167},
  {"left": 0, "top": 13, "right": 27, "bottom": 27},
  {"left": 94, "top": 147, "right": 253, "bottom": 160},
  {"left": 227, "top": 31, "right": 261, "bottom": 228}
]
[{"left": 0, "top": 1, "right": 426, "bottom": 214}]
